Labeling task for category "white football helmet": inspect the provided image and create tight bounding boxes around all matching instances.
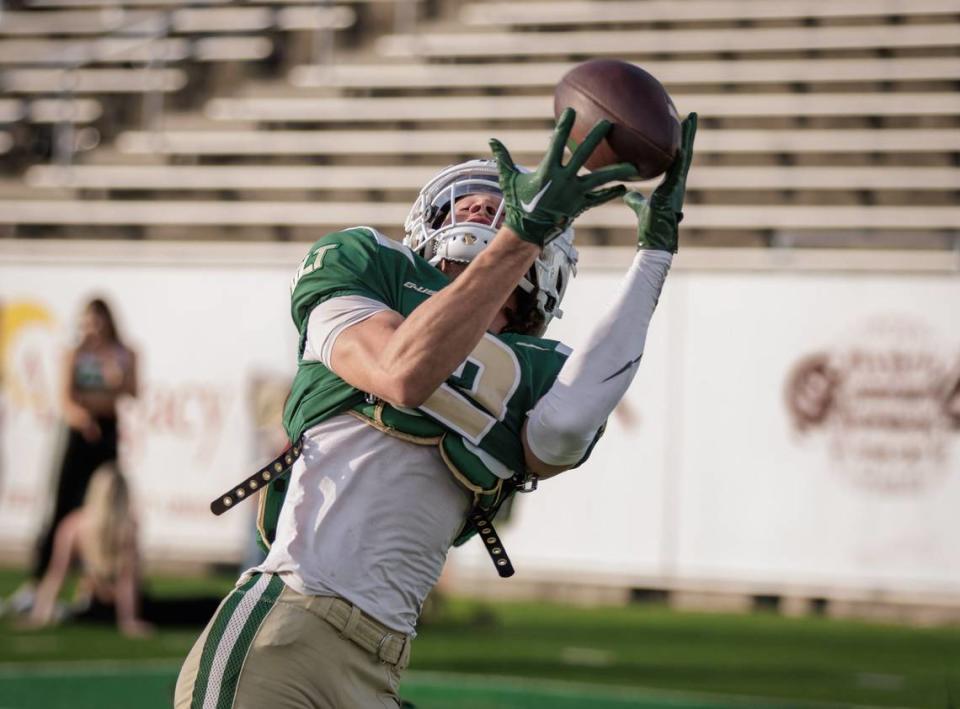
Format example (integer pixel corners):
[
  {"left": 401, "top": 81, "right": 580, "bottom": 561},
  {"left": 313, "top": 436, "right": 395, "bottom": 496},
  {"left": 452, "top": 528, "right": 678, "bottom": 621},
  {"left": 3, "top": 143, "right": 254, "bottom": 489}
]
[{"left": 403, "top": 159, "right": 578, "bottom": 336}]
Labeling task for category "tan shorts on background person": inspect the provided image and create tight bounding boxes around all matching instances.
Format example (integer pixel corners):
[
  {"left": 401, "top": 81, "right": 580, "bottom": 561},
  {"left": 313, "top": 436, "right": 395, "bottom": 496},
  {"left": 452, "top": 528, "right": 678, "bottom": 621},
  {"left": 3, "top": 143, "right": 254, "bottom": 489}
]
[{"left": 175, "top": 573, "right": 411, "bottom": 709}]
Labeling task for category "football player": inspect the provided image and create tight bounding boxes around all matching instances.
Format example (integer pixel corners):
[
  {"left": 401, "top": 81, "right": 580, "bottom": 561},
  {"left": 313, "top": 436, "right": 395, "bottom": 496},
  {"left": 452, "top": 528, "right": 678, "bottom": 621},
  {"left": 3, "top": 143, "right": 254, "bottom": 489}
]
[{"left": 175, "top": 109, "right": 697, "bottom": 709}]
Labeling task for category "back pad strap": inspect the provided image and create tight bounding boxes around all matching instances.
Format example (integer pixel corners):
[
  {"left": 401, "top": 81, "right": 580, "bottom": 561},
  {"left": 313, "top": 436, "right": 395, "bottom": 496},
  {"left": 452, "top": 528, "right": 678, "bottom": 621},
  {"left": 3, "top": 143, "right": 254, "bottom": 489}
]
[
  {"left": 469, "top": 509, "right": 514, "bottom": 578},
  {"left": 210, "top": 440, "right": 303, "bottom": 516}
]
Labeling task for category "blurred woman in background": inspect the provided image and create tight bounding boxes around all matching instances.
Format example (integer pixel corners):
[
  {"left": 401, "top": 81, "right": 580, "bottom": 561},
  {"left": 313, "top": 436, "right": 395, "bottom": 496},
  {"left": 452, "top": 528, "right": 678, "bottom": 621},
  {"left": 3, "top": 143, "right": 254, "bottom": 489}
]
[
  {"left": 27, "top": 463, "right": 153, "bottom": 637},
  {"left": 35, "top": 296, "right": 138, "bottom": 581},
  {"left": 7, "top": 297, "right": 138, "bottom": 615}
]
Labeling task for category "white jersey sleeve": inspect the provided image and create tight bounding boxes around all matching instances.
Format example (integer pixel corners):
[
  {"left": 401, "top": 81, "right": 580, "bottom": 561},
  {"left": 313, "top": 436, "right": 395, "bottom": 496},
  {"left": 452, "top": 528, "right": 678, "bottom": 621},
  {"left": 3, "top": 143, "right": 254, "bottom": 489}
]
[
  {"left": 525, "top": 250, "right": 672, "bottom": 466},
  {"left": 303, "top": 295, "right": 391, "bottom": 367}
]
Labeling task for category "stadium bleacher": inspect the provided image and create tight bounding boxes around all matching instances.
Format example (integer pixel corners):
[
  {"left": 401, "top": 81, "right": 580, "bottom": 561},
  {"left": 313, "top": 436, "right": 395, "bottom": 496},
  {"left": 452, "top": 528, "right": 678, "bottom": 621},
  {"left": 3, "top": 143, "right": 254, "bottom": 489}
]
[
  {"left": 22, "top": 164, "right": 960, "bottom": 193},
  {"left": 201, "top": 93, "right": 960, "bottom": 123},
  {"left": 112, "top": 127, "right": 960, "bottom": 156},
  {"left": 2, "top": 67, "right": 188, "bottom": 94},
  {"left": 289, "top": 57, "right": 960, "bottom": 89},
  {"left": 0, "top": 0, "right": 956, "bottom": 247},
  {"left": 459, "top": 0, "right": 960, "bottom": 26}
]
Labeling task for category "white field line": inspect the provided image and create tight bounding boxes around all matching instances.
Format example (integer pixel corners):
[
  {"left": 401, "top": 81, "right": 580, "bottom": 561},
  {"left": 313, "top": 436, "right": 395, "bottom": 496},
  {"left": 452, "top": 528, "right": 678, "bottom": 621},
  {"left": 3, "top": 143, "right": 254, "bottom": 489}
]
[
  {"left": 403, "top": 670, "right": 908, "bottom": 709},
  {"left": 0, "top": 659, "right": 181, "bottom": 677},
  {"left": 0, "top": 661, "right": 910, "bottom": 709}
]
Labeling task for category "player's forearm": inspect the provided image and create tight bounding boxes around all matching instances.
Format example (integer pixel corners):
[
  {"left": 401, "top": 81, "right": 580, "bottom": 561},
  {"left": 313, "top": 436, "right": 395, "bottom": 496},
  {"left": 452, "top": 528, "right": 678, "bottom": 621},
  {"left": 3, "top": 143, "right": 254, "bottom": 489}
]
[
  {"left": 524, "top": 250, "right": 672, "bottom": 472},
  {"left": 381, "top": 229, "right": 539, "bottom": 407}
]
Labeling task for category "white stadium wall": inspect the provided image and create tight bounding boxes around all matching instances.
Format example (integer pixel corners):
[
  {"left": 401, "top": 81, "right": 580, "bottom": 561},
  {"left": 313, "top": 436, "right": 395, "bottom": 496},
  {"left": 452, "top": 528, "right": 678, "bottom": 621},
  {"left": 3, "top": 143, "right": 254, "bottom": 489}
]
[
  {"left": 455, "top": 252, "right": 960, "bottom": 603},
  {"left": 0, "top": 242, "right": 300, "bottom": 566},
  {"left": 1, "top": 241, "right": 958, "bottom": 603}
]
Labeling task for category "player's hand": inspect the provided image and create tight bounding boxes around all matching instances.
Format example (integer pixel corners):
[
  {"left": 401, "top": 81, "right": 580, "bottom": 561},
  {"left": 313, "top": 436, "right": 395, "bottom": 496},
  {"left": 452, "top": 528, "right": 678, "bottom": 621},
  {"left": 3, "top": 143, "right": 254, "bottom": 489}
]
[
  {"left": 490, "top": 107, "right": 638, "bottom": 247},
  {"left": 624, "top": 112, "right": 697, "bottom": 252}
]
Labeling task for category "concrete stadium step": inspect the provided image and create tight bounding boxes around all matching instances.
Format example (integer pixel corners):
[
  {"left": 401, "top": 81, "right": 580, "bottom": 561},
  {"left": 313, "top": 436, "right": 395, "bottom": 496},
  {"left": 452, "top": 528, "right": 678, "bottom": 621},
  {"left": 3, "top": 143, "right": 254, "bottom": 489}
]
[
  {"left": 1, "top": 200, "right": 957, "bottom": 231},
  {"left": 23, "top": 164, "right": 960, "bottom": 192},
  {"left": 377, "top": 23, "right": 959, "bottom": 59},
  {"left": 113, "top": 128, "right": 960, "bottom": 157},
  {"left": 287, "top": 57, "right": 960, "bottom": 91},
  {"left": 203, "top": 93, "right": 960, "bottom": 124},
  {"left": 0, "top": 35, "right": 278, "bottom": 66},
  {"left": 0, "top": 5, "right": 355, "bottom": 36},
  {"left": 460, "top": 0, "right": 960, "bottom": 27},
  {"left": 1, "top": 68, "right": 188, "bottom": 94}
]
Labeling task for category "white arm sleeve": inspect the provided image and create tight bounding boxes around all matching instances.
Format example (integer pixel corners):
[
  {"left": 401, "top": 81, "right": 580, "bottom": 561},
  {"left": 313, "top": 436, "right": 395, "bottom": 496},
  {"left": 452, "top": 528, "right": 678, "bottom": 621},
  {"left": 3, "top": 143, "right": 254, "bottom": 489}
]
[
  {"left": 303, "top": 295, "right": 390, "bottom": 367},
  {"left": 525, "top": 250, "right": 673, "bottom": 467}
]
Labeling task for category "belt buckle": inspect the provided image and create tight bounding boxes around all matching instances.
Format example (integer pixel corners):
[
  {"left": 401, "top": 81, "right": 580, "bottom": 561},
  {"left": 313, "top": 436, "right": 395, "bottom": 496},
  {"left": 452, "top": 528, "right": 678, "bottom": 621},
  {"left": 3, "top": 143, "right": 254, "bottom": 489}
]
[
  {"left": 377, "top": 631, "right": 410, "bottom": 667},
  {"left": 376, "top": 632, "right": 395, "bottom": 664}
]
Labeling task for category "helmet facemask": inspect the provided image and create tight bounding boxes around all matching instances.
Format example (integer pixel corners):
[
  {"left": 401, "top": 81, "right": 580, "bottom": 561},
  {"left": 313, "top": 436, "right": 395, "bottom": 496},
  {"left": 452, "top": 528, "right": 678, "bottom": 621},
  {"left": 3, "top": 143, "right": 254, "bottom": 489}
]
[
  {"left": 405, "top": 163, "right": 504, "bottom": 266},
  {"left": 403, "top": 159, "right": 578, "bottom": 337}
]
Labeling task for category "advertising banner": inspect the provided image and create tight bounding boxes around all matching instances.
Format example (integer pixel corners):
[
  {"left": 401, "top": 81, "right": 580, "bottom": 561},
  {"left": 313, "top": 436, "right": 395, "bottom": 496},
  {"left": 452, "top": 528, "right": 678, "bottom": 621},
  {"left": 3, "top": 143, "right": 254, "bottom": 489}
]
[
  {"left": 2, "top": 242, "right": 958, "bottom": 597},
  {"left": 1, "top": 244, "right": 299, "bottom": 563}
]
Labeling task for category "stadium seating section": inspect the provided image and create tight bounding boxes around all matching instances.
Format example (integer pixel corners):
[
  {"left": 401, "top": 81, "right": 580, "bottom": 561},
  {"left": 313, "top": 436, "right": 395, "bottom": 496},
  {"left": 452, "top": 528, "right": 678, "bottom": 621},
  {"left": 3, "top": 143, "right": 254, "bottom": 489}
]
[{"left": 0, "top": 0, "right": 957, "bottom": 247}]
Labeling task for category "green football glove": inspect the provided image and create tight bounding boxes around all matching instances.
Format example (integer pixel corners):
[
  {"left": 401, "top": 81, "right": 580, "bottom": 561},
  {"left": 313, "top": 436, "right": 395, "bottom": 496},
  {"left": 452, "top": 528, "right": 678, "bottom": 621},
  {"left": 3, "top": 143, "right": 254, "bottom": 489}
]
[
  {"left": 624, "top": 112, "right": 698, "bottom": 253},
  {"left": 490, "top": 107, "right": 640, "bottom": 247}
]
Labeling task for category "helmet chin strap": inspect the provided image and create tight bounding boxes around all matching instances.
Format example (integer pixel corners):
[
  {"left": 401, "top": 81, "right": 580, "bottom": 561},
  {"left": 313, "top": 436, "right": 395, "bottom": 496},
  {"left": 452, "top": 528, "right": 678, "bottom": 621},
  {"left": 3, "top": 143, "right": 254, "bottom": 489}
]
[
  {"left": 529, "top": 284, "right": 562, "bottom": 320},
  {"left": 430, "top": 226, "right": 563, "bottom": 322}
]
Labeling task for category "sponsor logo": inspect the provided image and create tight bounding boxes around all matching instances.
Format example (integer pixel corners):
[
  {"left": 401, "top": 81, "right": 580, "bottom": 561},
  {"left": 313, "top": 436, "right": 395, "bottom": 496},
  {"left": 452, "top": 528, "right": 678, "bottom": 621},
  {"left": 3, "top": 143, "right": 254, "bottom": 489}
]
[
  {"left": 785, "top": 315, "right": 960, "bottom": 493},
  {"left": 1, "top": 300, "right": 60, "bottom": 421},
  {"left": 403, "top": 281, "right": 437, "bottom": 296}
]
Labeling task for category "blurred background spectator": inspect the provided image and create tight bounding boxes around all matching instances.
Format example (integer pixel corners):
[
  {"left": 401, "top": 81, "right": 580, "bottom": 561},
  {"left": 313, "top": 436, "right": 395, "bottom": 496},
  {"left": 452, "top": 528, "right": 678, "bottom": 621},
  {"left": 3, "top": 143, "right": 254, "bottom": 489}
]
[
  {"left": 8, "top": 297, "right": 137, "bottom": 615},
  {"left": 25, "top": 462, "right": 152, "bottom": 637}
]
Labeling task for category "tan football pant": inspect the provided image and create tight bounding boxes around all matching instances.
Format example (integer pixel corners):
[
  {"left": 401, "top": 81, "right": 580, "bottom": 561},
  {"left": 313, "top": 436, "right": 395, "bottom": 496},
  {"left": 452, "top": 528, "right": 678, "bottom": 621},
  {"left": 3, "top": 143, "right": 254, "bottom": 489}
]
[{"left": 174, "top": 573, "right": 410, "bottom": 709}]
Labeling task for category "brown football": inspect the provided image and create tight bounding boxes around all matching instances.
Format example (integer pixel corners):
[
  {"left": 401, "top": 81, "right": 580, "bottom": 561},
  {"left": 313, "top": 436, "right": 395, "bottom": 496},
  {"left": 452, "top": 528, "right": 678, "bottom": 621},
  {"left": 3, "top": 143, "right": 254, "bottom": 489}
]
[{"left": 554, "top": 59, "right": 681, "bottom": 179}]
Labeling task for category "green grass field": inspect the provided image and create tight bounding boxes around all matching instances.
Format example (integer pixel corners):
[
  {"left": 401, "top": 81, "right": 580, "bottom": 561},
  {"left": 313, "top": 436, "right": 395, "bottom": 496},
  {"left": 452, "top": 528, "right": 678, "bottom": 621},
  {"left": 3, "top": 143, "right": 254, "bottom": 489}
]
[{"left": 1, "top": 569, "right": 957, "bottom": 708}]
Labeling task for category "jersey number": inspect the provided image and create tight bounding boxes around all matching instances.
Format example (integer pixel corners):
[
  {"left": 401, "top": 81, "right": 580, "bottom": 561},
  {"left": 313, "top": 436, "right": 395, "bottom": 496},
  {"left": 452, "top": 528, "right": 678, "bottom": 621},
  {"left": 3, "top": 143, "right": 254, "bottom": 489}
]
[{"left": 419, "top": 334, "right": 521, "bottom": 445}]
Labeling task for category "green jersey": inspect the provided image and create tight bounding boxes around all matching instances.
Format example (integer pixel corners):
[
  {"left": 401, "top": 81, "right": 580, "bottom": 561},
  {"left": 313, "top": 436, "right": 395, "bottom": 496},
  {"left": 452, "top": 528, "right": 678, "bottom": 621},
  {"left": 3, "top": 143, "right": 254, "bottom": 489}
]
[{"left": 263, "top": 227, "right": 589, "bottom": 548}]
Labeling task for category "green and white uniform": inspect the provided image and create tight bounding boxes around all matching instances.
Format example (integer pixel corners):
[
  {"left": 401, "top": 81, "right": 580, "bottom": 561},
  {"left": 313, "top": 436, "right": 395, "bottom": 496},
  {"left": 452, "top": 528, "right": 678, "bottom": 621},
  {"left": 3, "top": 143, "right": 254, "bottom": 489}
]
[{"left": 249, "top": 227, "right": 585, "bottom": 634}]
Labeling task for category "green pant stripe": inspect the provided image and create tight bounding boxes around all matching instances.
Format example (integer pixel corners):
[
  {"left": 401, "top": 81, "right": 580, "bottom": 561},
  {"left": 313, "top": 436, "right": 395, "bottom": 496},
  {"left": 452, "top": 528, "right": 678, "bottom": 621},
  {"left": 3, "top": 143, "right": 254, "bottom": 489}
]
[
  {"left": 216, "top": 574, "right": 284, "bottom": 709},
  {"left": 190, "top": 574, "right": 274, "bottom": 709}
]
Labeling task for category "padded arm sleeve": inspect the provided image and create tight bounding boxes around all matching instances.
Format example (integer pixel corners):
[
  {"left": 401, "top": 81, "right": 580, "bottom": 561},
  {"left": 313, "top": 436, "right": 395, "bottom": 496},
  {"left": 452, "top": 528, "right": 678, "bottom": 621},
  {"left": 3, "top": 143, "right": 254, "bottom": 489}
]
[{"left": 525, "top": 250, "right": 673, "bottom": 467}]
